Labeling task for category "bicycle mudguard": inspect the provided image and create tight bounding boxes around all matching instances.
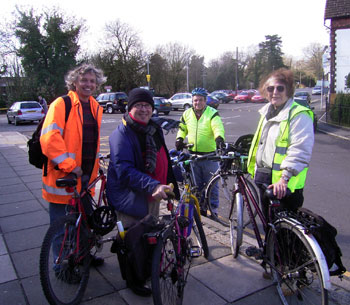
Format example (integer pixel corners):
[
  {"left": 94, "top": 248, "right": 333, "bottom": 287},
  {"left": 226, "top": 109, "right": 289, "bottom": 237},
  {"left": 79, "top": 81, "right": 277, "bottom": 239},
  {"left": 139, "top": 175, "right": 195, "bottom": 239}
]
[{"left": 273, "top": 217, "right": 331, "bottom": 290}]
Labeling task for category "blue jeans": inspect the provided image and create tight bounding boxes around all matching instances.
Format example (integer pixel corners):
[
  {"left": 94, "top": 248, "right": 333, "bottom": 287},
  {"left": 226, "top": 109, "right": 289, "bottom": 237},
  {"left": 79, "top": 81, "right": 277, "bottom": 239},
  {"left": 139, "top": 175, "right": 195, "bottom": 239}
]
[{"left": 192, "top": 159, "right": 219, "bottom": 212}]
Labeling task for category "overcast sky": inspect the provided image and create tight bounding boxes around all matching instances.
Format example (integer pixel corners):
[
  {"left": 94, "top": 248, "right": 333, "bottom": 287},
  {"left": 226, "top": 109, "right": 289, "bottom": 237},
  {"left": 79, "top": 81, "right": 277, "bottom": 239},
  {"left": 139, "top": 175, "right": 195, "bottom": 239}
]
[{"left": 4, "top": 0, "right": 329, "bottom": 63}]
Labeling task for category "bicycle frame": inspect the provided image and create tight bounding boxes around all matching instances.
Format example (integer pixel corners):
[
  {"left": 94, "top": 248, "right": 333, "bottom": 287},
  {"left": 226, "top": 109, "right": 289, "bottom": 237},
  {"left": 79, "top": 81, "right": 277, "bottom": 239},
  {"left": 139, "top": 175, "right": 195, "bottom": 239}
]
[{"left": 232, "top": 168, "right": 331, "bottom": 290}]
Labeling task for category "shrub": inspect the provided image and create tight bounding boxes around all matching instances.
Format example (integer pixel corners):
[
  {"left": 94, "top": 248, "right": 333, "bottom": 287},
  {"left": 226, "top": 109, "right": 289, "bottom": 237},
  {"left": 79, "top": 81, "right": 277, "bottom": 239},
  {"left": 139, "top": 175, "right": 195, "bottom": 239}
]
[{"left": 330, "top": 93, "right": 350, "bottom": 127}]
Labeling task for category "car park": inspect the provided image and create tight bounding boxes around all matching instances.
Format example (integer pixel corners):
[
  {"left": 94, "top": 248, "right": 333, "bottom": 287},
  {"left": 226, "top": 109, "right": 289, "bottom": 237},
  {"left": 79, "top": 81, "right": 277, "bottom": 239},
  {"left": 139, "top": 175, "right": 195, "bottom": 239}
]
[
  {"left": 234, "top": 90, "right": 255, "bottom": 102},
  {"left": 206, "top": 95, "right": 220, "bottom": 109},
  {"left": 153, "top": 97, "right": 172, "bottom": 115},
  {"left": 250, "top": 93, "right": 267, "bottom": 103},
  {"left": 168, "top": 93, "right": 192, "bottom": 111},
  {"left": 7, "top": 101, "right": 45, "bottom": 125},
  {"left": 294, "top": 91, "right": 311, "bottom": 104},
  {"left": 96, "top": 92, "right": 128, "bottom": 113}
]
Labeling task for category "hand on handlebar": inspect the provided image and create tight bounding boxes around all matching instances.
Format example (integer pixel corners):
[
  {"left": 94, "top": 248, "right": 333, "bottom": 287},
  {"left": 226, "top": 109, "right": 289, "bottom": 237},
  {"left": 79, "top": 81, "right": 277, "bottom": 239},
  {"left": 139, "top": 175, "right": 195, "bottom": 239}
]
[
  {"left": 152, "top": 184, "right": 174, "bottom": 201},
  {"left": 175, "top": 138, "right": 185, "bottom": 151}
]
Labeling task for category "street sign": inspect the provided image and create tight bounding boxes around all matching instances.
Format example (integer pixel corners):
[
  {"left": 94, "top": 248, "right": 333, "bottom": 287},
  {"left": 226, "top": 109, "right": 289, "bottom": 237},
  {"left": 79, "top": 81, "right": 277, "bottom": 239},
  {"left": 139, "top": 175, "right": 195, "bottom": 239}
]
[{"left": 146, "top": 74, "right": 151, "bottom": 82}]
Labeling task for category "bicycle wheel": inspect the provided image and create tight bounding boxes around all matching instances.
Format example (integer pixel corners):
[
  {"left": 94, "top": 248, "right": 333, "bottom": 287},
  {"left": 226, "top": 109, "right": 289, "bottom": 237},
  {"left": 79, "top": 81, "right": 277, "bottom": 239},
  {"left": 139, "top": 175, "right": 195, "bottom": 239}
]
[
  {"left": 151, "top": 229, "right": 184, "bottom": 305},
  {"left": 206, "top": 173, "right": 258, "bottom": 227},
  {"left": 192, "top": 206, "right": 209, "bottom": 258},
  {"left": 266, "top": 220, "right": 328, "bottom": 305},
  {"left": 40, "top": 214, "right": 91, "bottom": 305},
  {"left": 229, "top": 192, "right": 243, "bottom": 258}
]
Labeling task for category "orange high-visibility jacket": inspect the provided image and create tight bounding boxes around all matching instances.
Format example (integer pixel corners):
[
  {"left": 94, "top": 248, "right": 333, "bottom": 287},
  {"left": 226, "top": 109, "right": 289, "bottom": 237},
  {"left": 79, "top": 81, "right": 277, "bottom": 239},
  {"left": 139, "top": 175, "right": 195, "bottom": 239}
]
[{"left": 40, "top": 90, "right": 103, "bottom": 204}]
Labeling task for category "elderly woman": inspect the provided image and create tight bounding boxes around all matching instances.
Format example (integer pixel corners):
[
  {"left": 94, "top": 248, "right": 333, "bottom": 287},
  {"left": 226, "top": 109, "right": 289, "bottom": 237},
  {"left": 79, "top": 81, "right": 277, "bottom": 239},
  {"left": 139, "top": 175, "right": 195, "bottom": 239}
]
[{"left": 247, "top": 68, "right": 314, "bottom": 219}]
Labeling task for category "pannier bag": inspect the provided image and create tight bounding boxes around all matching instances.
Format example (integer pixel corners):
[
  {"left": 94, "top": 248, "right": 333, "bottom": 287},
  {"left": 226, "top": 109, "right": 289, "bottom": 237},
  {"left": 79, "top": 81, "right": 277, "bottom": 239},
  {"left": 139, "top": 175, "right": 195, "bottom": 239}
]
[
  {"left": 111, "top": 214, "right": 164, "bottom": 283},
  {"left": 297, "top": 207, "right": 346, "bottom": 276}
]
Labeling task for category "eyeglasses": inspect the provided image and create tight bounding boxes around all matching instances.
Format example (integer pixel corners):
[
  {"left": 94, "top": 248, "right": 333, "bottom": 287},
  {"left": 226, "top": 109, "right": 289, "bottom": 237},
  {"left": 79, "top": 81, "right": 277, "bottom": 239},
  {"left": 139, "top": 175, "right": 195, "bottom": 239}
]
[
  {"left": 267, "top": 85, "right": 285, "bottom": 93},
  {"left": 133, "top": 103, "right": 152, "bottom": 110}
]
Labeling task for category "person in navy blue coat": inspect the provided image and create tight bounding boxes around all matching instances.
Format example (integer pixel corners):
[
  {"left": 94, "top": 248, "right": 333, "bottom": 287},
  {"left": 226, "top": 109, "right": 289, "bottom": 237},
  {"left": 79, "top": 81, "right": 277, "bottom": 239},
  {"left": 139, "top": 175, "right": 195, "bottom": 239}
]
[{"left": 106, "top": 88, "right": 179, "bottom": 295}]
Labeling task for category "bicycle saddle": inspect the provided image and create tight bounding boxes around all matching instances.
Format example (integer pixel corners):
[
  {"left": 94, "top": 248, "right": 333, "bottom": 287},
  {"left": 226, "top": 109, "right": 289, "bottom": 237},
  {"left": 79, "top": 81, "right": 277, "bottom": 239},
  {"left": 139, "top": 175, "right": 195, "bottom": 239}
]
[{"left": 56, "top": 173, "right": 77, "bottom": 187}]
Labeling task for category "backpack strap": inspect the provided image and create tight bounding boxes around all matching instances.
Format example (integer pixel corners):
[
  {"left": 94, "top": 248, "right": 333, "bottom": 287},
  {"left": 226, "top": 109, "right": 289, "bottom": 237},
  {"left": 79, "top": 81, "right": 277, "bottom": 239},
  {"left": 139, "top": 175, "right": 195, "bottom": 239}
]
[
  {"left": 62, "top": 95, "right": 72, "bottom": 123},
  {"left": 43, "top": 95, "right": 72, "bottom": 176}
]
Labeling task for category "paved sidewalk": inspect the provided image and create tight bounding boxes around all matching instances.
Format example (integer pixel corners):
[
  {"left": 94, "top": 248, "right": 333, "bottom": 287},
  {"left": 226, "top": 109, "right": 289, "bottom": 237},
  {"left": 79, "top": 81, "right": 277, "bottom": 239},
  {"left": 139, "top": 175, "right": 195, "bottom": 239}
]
[{"left": 0, "top": 132, "right": 349, "bottom": 305}]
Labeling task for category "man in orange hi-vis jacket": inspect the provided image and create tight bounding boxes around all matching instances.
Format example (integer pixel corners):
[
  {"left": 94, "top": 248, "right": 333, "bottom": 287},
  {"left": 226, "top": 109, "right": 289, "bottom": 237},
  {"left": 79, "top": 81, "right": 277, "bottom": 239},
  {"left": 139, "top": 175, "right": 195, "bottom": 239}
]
[{"left": 40, "top": 64, "right": 106, "bottom": 269}]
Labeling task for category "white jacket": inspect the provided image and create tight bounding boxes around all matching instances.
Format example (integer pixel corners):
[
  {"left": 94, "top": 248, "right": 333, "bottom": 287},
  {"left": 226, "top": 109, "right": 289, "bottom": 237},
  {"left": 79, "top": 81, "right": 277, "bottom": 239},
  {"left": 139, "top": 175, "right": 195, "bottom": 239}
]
[{"left": 256, "top": 98, "right": 314, "bottom": 178}]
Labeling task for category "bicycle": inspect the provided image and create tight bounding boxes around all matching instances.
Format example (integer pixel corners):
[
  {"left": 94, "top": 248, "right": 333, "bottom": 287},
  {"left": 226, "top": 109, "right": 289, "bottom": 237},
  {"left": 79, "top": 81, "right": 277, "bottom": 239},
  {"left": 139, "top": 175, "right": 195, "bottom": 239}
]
[
  {"left": 227, "top": 148, "right": 332, "bottom": 305},
  {"left": 204, "top": 134, "right": 259, "bottom": 227},
  {"left": 169, "top": 149, "right": 209, "bottom": 259},
  {"left": 149, "top": 183, "right": 206, "bottom": 305},
  {"left": 39, "top": 155, "right": 117, "bottom": 305}
]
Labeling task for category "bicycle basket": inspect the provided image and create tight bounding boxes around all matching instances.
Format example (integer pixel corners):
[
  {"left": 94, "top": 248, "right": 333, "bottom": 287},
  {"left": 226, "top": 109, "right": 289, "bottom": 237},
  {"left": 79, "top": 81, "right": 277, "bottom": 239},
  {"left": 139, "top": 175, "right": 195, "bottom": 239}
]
[
  {"left": 234, "top": 134, "right": 254, "bottom": 155},
  {"left": 91, "top": 206, "right": 117, "bottom": 235}
]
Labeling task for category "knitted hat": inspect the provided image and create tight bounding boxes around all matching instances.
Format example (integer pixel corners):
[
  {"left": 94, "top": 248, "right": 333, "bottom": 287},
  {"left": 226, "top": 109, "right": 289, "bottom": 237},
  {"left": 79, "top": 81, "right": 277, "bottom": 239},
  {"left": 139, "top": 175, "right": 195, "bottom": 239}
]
[{"left": 128, "top": 88, "right": 154, "bottom": 111}]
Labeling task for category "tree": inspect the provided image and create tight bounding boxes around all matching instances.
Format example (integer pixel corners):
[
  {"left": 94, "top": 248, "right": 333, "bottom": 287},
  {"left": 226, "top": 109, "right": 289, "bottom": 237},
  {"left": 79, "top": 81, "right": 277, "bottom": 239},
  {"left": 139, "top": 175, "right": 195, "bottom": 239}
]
[
  {"left": 302, "top": 43, "right": 324, "bottom": 81},
  {"left": 156, "top": 42, "right": 194, "bottom": 94},
  {"left": 149, "top": 53, "right": 168, "bottom": 96},
  {"left": 14, "top": 7, "right": 82, "bottom": 101},
  {"left": 256, "top": 35, "right": 285, "bottom": 78},
  {"left": 98, "top": 20, "right": 144, "bottom": 92},
  {"left": 188, "top": 55, "right": 205, "bottom": 90}
]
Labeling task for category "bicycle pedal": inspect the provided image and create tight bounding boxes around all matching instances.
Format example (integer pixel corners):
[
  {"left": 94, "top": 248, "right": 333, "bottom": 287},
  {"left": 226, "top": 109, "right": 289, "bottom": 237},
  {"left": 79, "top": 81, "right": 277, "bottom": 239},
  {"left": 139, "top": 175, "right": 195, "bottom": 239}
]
[
  {"left": 190, "top": 245, "right": 201, "bottom": 258},
  {"left": 245, "top": 246, "right": 263, "bottom": 259}
]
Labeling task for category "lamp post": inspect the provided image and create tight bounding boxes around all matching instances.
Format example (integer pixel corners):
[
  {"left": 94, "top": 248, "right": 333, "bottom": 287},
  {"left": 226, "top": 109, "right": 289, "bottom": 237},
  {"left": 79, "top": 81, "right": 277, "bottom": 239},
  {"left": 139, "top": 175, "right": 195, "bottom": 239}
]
[
  {"left": 186, "top": 59, "right": 189, "bottom": 92},
  {"left": 235, "top": 47, "right": 239, "bottom": 95}
]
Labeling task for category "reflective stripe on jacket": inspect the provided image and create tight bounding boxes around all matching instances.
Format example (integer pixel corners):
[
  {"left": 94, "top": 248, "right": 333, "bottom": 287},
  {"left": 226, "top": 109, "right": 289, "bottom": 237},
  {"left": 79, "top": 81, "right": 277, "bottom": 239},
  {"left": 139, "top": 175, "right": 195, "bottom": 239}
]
[
  {"left": 176, "top": 106, "right": 225, "bottom": 153},
  {"left": 40, "top": 91, "right": 103, "bottom": 203},
  {"left": 247, "top": 101, "right": 314, "bottom": 192}
]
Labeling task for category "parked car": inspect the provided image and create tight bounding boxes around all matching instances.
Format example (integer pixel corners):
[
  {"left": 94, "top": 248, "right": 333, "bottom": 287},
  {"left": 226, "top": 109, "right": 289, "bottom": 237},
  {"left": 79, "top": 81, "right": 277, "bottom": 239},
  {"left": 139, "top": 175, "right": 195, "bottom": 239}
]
[
  {"left": 7, "top": 101, "right": 45, "bottom": 125},
  {"left": 251, "top": 93, "right": 267, "bottom": 103},
  {"left": 168, "top": 93, "right": 192, "bottom": 111},
  {"left": 206, "top": 95, "right": 220, "bottom": 109},
  {"left": 210, "top": 92, "right": 234, "bottom": 103},
  {"left": 294, "top": 91, "right": 311, "bottom": 104},
  {"left": 96, "top": 92, "right": 128, "bottom": 113},
  {"left": 153, "top": 97, "right": 172, "bottom": 115},
  {"left": 311, "top": 86, "right": 322, "bottom": 95},
  {"left": 234, "top": 91, "right": 255, "bottom": 102}
]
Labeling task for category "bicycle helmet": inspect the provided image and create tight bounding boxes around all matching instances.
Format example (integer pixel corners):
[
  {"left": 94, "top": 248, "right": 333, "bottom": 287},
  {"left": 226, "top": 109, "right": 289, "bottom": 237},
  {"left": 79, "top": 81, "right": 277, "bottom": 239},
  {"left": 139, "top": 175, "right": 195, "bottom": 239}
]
[
  {"left": 191, "top": 87, "right": 208, "bottom": 97},
  {"left": 91, "top": 206, "right": 117, "bottom": 235}
]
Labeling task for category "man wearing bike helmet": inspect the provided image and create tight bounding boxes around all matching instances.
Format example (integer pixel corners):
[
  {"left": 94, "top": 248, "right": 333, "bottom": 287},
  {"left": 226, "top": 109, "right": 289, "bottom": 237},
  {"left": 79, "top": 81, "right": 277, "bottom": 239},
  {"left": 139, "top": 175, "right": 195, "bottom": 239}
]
[{"left": 175, "top": 87, "right": 225, "bottom": 217}]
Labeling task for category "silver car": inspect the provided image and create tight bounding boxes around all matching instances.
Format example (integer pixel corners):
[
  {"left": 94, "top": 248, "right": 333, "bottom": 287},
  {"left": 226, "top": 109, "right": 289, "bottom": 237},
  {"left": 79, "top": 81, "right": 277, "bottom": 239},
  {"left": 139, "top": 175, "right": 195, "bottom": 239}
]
[
  {"left": 7, "top": 101, "right": 45, "bottom": 125},
  {"left": 168, "top": 93, "right": 192, "bottom": 111}
]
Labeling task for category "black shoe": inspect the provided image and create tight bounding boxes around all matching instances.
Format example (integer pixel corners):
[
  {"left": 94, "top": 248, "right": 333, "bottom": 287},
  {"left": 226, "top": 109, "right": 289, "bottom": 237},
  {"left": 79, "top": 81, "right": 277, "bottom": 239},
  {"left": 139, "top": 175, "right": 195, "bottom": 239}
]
[
  {"left": 200, "top": 209, "right": 207, "bottom": 217},
  {"left": 127, "top": 281, "right": 152, "bottom": 297},
  {"left": 90, "top": 254, "right": 104, "bottom": 267}
]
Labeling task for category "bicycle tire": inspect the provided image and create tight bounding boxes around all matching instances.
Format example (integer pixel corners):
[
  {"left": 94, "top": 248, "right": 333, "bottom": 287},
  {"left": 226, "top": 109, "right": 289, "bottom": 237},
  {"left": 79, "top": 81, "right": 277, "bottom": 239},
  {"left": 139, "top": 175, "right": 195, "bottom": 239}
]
[
  {"left": 206, "top": 173, "right": 258, "bottom": 227},
  {"left": 192, "top": 207, "right": 209, "bottom": 258},
  {"left": 151, "top": 228, "right": 184, "bottom": 305},
  {"left": 266, "top": 220, "right": 328, "bottom": 305},
  {"left": 40, "top": 214, "right": 91, "bottom": 305},
  {"left": 229, "top": 192, "right": 243, "bottom": 258}
]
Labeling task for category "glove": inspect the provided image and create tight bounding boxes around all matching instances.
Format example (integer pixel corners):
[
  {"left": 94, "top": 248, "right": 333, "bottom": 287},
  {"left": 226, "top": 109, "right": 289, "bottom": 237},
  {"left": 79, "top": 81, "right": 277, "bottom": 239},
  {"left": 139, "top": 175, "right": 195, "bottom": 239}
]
[
  {"left": 175, "top": 138, "right": 184, "bottom": 151},
  {"left": 215, "top": 136, "right": 225, "bottom": 150}
]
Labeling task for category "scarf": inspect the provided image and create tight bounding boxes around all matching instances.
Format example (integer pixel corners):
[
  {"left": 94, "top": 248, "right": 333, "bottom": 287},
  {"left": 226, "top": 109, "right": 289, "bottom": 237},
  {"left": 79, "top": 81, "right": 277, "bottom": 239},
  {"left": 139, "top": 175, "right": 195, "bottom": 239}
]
[{"left": 124, "top": 113, "right": 158, "bottom": 173}]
